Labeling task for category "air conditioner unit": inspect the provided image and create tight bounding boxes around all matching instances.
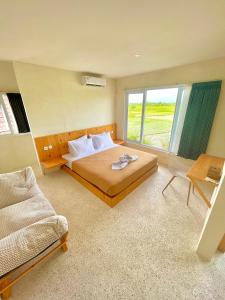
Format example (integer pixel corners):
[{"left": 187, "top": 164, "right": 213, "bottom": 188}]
[{"left": 81, "top": 76, "right": 106, "bottom": 87}]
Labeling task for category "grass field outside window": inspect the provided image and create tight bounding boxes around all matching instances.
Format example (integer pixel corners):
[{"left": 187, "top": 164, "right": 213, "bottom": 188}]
[{"left": 126, "top": 88, "right": 178, "bottom": 151}]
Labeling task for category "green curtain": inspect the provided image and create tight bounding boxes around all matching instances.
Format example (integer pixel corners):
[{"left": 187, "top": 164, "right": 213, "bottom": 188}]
[{"left": 178, "top": 80, "right": 222, "bottom": 160}]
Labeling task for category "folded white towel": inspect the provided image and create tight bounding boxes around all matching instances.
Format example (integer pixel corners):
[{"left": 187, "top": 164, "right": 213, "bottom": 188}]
[
  {"left": 112, "top": 153, "right": 138, "bottom": 170},
  {"left": 112, "top": 161, "right": 128, "bottom": 170},
  {"left": 120, "top": 153, "right": 138, "bottom": 162}
]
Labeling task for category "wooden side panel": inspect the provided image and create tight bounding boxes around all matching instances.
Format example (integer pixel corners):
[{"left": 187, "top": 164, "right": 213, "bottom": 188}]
[
  {"left": 34, "top": 124, "right": 116, "bottom": 162},
  {"left": 35, "top": 136, "right": 51, "bottom": 161},
  {"left": 48, "top": 134, "right": 61, "bottom": 160},
  {"left": 87, "top": 123, "right": 116, "bottom": 140},
  {"left": 35, "top": 134, "right": 60, "bottom": 161},
  {"left": 67, "top": 129, "right": 87, "bottom": 142},
  {"left": 57, "top": 132, "right": 70, "bottom": 156}
]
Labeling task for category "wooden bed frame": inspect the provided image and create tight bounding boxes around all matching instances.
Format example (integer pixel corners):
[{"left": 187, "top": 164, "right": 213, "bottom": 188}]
[
  {"left": 34, "top": 123, "right": 158, "bottom": 207},
  {"left": 0, "top": 233, "right": 68, "bottom": 300},
  {"left": 63, "top": 165, "right": 158, "bottom": 207}
]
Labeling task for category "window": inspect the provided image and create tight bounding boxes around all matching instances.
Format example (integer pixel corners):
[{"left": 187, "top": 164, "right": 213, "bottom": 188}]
[
  {"left": 127, "top": 92, "right": 144, "bottom": 142},
  {"left": 125, "top": 86, "right": 187, "bottom": 152},
  {"left": 0, "top": 104, "right": 10, "bottom": 134},
  {"left": 0, "top": 93, "right": 30, "bottom": 135},
  {"left": 0, "top": 94, "right": 18, "bottom": 135}
]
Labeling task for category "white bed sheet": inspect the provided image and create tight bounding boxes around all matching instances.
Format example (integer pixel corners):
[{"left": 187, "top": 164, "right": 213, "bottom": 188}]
[{"left": 62, "top": 144, "right": 119, "bottom": 169}]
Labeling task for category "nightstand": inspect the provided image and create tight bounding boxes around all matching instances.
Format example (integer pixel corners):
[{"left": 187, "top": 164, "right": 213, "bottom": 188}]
[
  {"left": 41, "top": 158, "right": 68, "bottom": 174},
  {"left": 114, "top": 139, "right": 125, "bottom": 145}
]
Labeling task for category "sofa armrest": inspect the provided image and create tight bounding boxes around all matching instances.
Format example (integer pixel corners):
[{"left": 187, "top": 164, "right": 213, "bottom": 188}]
[
  {"left": 0, "top": 215, "right": 68, "bottom": 277},
  {"left": 0, "top": 166, "right": 42, "bottom": 209}
]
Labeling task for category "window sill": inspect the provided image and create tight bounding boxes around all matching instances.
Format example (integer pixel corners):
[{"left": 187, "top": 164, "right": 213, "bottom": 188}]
[
  {"left": 0, "top": 132, "right": 31, "bottom": 137},
  {"left": 125, "top": 140, "right": 170, "bottom": 154}
]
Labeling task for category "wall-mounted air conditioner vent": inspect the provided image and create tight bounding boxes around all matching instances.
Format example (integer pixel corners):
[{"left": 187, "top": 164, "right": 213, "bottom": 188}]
[{"left": 81, "top": 76, "right": 106, "bottom": 87}]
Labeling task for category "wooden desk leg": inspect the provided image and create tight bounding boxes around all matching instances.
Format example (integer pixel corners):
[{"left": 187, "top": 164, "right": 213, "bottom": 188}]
[
  {"left": 191, "top": 178, "right": 211, "bottom": 208},
  {"left": 162, "top": 175, "right": 176, "bottom": 194},
  {"left": 187, "top": 181, "right": 192, "bottom": 206}
]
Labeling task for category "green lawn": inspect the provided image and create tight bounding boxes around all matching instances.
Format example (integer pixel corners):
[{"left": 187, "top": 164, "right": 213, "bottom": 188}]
[{"left": 127, "top": 103, "right": 176, "bottom": 150}]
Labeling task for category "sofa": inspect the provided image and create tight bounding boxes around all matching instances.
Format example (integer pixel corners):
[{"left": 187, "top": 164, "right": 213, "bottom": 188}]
[{"left": 0, "top": 167, "right": 68, "bottom": 300}]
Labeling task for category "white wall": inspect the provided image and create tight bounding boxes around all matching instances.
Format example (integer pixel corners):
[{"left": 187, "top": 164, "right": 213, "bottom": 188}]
[
  {"left": 0, "top": 61, "right": 18, "bottom": 92},
  {"left": 14, "top": 62, "right": 116, "bottom": 137},
  {"left": 0, "top": 133, "right": 41, "bottom": 174},
  {"left": 0, "top": 61, "right": 41, "bottom": 175},
  {"left": 116, "top": 57, "right": 225, "bottom": 161},
  {"left": 0, "top": 61, "right": 116, "bottom": 175},
  {"left": 197, "top": 171, "right": 225, "bottom": 260}
]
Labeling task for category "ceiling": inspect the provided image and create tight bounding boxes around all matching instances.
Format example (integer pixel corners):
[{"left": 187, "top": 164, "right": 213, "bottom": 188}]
[{"left": 0, "top": 0, "right": 225, "bottom": 78}]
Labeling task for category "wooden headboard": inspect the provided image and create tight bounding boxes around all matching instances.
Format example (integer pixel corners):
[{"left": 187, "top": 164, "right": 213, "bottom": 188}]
[{"left": 34, "top": 123, "right": 117, "bottom": 162}]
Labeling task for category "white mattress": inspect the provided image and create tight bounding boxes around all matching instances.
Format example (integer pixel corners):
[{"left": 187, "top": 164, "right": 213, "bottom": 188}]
[{"left": 62, "top": 144, "right": 119, "bottom": 169}]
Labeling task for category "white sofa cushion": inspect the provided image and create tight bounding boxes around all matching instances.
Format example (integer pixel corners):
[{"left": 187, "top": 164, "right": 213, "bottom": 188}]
[
  {"left": 0, "top": 195, "right": 56, "bottom": 240},
  {"left": 0, "top": 166, "right": 69, "bottom": 277},
  {"left": 0, "top": 215, "right": 68, "bottom": 276},
  {"left": 0, "top": 167, "right": 42, "bottom": 210}
]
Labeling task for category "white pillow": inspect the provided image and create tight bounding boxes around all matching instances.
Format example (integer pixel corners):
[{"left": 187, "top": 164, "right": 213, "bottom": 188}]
[
  {"left": 68, "top": 135, "right": 86, "bottom": 156},
  {"left": 91, "top": 132, "right": 114, "bottom": 150},
  {"left": 68, "top": 136, "right": 95, "bottom": 157}
]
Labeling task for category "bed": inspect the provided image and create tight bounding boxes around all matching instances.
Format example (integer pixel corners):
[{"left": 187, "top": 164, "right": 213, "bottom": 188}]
[
  {"left": 34, "top": 123, "right": 158, "bottom": 207},
  {"left": 62, "top": 144, "right": 158, "bottom": 207}
]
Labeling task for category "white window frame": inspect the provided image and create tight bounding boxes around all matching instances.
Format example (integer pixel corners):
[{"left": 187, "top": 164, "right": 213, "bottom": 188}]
[
  {"left": 0, "top": 93, "right": 18, "bottom": 135},
  {"left": 124, "top": 85, "right": 185, "bottom": 153}
]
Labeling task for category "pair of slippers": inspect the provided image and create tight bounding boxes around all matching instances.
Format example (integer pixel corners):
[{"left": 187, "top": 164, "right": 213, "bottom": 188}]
[{"left": 112, "top": 154, "right": 138, "bottom": 170}]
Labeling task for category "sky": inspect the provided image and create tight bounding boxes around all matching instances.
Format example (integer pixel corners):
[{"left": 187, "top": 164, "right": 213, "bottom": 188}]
[{"left": 129, "top": 88, "right": 178, "bottom": 104}]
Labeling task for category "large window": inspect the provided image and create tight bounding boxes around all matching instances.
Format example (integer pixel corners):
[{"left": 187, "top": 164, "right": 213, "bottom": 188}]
[{"left": 125, "top": 86, "right": 186, "bottom": 152}]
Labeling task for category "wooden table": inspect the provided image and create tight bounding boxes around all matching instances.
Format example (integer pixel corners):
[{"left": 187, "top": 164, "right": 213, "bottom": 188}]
[
  {"left": 41, "top": 157, "right": 68, "bottom": 174},
  {"left": 113, "top": 139, "right": 125, "bottom": 145},
  {"left": 187, "top": 154, "right": 225, "bottom": 208}
]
